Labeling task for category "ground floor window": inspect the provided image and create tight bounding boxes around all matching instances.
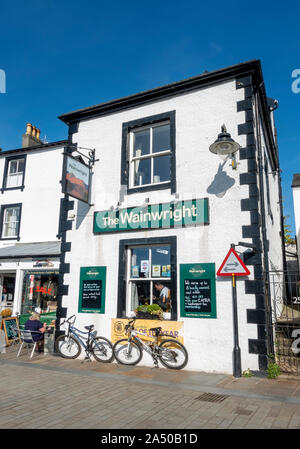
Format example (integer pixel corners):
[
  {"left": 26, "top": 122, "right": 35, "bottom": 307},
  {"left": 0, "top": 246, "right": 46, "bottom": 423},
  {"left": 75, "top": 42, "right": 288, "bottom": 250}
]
[
  {"left": 118, "top": 236, "right": 177, "bottom": 320},
  {"left": 0, "top": 274, "right": 16, "bottom": 311},
  {"left": 21, "top": 271, "right": 59, "bottom": 315},
  {"left": 129, "top": 245, "right": 172, "bottom": 311}
]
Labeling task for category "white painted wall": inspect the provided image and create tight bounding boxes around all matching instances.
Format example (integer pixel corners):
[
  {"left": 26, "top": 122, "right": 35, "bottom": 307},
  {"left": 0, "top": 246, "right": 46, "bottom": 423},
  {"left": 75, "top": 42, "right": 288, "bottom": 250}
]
[
  {"left": 0, "top": 145, "right": 64, "bottom": 314},
  {"left": 259, "top": 121, "right": 284, "bottom": 273},
  {"left": 0, "top": 145, "right": 64, "bottom": 245}
]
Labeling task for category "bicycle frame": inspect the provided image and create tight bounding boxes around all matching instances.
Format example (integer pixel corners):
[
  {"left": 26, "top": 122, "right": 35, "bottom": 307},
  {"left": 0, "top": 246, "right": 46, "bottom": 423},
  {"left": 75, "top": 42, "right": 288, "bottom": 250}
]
[
  {"left": 131, "top": 329, "right": 157, "bottom": 357},
  {"left": 120, "top": 318, "right": 186, "bottom": 369},
  {"left": 67, "top": 325, "right": 93, "bottom": 351}
]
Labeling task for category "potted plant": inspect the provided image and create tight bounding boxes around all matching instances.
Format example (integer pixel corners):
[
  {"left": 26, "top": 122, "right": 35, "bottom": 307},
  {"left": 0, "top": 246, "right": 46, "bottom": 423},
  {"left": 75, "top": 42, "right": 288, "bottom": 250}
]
[
  {"left": 0, "top": 308, "right": 12, "bottom": 318},
  {"left": 135, "top": 304, "right": 163, "bottom": 320}
]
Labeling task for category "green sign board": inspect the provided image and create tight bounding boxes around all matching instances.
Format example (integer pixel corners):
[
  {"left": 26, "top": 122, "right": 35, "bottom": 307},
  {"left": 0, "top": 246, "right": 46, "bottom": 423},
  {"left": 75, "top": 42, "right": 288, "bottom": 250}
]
[
  {"left": 180, "top": 263, "right": 216, "bottom": 319},
  {"left": 94, "top": 198, "right": 209, "bottom": 233},
  {"left": 78, "top": 267, "right": 106, "bottom": 314}
]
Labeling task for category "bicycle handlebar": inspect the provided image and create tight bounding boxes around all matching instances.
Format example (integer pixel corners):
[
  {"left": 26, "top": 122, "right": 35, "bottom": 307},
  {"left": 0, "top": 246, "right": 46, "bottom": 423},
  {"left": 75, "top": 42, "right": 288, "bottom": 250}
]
[
  {"left": 60, "top": 315, "right": 76, "bottom": 327},
  {"left": 125, "top": 316, "right": 137, "bottom": 332}
]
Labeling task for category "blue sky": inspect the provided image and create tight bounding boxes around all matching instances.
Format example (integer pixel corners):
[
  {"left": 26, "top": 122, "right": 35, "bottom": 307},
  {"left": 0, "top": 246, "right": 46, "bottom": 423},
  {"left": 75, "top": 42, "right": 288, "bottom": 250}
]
[{"left": 0, "top": 0, "right": 299, "bottom": 234}]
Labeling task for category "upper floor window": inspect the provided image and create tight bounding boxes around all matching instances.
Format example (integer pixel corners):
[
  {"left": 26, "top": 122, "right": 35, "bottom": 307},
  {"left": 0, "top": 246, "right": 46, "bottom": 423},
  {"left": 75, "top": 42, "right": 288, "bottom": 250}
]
[
  {"left": 0, "top": 204, "right": 22, "bottom": 240},
  {"left": 2, "top": 155, "right": 26, "bottom": 191},
  {"left": 130, "top": 123, "right": 171, "bottom": 188},
  {"left": 121, "top": 111, "right": 176, "bottom": 194}
]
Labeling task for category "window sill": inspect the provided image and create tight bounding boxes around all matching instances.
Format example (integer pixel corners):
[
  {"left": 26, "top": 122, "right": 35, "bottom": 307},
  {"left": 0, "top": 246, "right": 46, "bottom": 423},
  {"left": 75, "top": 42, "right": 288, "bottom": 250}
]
[
  {"left": 127, "top": 182, "right": 171, "bottom": 195},
  {"left": 0, "top": 237, "right": 20, "bottom": 241},
  {"left": 1, "top": 186, "right": 24, "bottom": 193}
]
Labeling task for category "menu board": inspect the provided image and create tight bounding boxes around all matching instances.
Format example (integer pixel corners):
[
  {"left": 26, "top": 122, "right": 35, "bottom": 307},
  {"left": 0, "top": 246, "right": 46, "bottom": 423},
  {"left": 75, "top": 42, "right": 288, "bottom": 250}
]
[
  {"left": 78, "top": 267, "right": 106, "bottom": 314},
  {"left": 180, "top": 264, "right": 216, "bottom": 318},
  {"left": 82, "top": 280, "right": 102, "bottom": 310},
  {"left": 0, "top": 317, "right": 20, "bottom": 345},
  {"left": 184, "top": 279, "right": 211, "bottom": 313}
]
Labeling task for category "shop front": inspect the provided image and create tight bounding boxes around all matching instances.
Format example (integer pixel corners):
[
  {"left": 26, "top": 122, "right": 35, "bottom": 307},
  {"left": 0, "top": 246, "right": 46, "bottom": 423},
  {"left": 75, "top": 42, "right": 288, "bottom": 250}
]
[
  {"left": 21, "top": 270, "right": 59, "bottom": 315},
  {"left": 0, "top": 241, "right": 61, "bottom": 317}
]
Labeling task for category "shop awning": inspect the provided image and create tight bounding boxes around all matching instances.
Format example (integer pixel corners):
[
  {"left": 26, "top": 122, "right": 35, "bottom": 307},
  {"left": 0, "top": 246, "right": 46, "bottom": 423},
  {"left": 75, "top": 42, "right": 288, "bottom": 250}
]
[{"left": 0, "top": 241, "right": 61, "bottom": 259}]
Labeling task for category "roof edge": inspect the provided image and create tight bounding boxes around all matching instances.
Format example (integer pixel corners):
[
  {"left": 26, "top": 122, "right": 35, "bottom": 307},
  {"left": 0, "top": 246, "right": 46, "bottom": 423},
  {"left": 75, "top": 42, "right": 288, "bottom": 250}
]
[
  {"left": 59, "top": 60, "right": 262, "bottom": 124},
  {"left": 0, "top": 140, "right": 68, "bottom": 156}
]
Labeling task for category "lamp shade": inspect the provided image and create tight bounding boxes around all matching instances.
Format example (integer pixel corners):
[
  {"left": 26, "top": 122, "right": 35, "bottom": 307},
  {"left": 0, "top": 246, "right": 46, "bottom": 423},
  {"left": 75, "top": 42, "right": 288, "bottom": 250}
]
[{"left": 209, "top": 125, "right": 240, "bottom": 156}]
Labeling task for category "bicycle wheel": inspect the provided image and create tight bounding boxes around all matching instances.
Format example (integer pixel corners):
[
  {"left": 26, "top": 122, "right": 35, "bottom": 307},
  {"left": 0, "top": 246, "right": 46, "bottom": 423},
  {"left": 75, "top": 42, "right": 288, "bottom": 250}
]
[
  {"left": 113, "top": 339, "right": 142, "bottom": 365},
  {"left": 158, "top": 339, "right": 188, "bottom": 370},
  {"left": 91, "top": 336, "right": 114, "bottom": 363},
  {"left": 55, "top": 335, "right": 81, "bottom": 359}
]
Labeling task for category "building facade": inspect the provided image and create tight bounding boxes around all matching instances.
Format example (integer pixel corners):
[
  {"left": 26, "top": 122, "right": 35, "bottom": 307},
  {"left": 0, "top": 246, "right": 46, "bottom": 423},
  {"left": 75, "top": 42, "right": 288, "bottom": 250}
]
[
  {"left": 0, "top": 125, "right": 67, "bottom": 316},
  {"left": 55, "top": 60, "right": 285, "bottom": 374}
]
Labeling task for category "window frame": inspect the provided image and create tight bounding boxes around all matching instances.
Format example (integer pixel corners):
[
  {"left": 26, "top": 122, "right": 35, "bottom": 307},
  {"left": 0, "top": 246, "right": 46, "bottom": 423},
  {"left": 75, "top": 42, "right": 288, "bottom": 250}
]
[
  {"left": 1, "top": 154, "right": 27, "bottom": 192},
  {"left": 121, "top": 111, "right": 176, "bottom": 194},
  {"left": 117, "top": 236, "right": 177, "bottom": 321},
  {"left": 0, "top": 203, "right": 22, "bottom": 241},
  {"left": 127, "top": 244, "right": 172, "bottom": 315}
]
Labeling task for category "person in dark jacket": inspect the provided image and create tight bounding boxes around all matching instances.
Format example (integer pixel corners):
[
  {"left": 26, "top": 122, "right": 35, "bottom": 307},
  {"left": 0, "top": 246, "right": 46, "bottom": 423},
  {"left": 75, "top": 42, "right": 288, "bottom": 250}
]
[{"left": 24, "top": 312, "right": 47, "bottom": 352}]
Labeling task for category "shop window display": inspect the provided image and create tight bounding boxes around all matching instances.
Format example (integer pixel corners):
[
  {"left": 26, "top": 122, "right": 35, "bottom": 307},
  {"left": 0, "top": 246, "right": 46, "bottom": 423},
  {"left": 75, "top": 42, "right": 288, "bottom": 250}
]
[
  {"left": 21, "top": 272, "right": 59, "bottom": 315},
  {"left": 128, "top": 245, "right": 172, "bottom": 316}
]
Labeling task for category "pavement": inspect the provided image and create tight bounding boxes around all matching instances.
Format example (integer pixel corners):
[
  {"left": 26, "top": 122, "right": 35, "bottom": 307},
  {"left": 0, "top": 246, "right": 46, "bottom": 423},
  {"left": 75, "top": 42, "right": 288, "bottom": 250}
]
[{"left": 1, "top": 342, "right": 300, "bottom": 430}]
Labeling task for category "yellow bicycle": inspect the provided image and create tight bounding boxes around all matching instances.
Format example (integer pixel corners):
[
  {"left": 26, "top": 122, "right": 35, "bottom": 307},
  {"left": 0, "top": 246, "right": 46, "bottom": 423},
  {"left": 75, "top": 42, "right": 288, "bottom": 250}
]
[{"left": 113, "top": 317, "right": 188, "bottom": 369}]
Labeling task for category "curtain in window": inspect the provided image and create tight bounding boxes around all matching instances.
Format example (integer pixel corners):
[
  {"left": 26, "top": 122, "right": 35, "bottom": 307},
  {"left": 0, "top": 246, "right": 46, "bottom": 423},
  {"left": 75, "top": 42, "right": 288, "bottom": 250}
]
[
  {"left": 6, "top": 159, "right": 24, "bottom": 188},
  {"left": 3, "top": 207, "right": 19, "bottom": 237}
]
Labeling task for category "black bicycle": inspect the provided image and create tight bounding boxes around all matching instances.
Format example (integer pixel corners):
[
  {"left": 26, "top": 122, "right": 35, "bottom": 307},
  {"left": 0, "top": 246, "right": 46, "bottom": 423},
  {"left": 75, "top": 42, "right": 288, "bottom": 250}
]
[{"left": 55, "top": 315, "right": 114, "bottom": 363}]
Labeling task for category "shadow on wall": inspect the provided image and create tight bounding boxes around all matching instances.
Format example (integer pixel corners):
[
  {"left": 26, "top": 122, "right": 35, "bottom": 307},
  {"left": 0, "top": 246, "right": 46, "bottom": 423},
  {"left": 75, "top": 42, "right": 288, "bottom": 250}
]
[
  {"left": 76, "top": 200, "right": 90, "bottom": 229},
  {"left": 207, "top": 162, "right": 235, "bottom": 198}
]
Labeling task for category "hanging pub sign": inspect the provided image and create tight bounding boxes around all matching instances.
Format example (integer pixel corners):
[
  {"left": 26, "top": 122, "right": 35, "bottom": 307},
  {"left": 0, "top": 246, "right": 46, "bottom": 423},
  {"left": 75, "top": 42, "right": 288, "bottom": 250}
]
[
  {"left": 94, "top": 198, "right": 209, "bottom": 233},
  {"left": 78, "top": 267, "right": 106, "bottom": 314},
  {"left": 180, "top": 263, "right": 217, "bottom": 318},
  {"left": 62, "top": 152, "right": 91, "bottom": 203}
]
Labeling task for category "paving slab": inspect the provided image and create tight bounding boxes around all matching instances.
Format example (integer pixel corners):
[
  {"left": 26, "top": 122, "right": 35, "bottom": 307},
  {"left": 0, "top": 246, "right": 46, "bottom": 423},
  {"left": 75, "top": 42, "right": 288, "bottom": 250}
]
[{"left": 2, "top": 346, "right": 300, "bottom": 429}]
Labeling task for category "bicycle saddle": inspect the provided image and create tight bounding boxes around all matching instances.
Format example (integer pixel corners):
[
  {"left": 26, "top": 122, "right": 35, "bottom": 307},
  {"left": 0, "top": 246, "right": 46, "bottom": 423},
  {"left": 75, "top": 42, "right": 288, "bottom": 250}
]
[
  {"left": 84, "top": 325, "right": 94, "bottom": 331},
  {"left": 149, "top": 327, "right": 162, "bottom": 336}
]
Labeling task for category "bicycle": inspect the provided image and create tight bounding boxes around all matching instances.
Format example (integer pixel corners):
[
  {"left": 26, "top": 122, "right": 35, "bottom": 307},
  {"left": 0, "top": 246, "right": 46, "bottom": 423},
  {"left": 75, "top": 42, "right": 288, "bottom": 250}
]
[
  {"left": 113, "top": 317, "right": 188, "bottom": 369},
  {"left": 55, "top": 315, "right": 114, "bottom": 363}
]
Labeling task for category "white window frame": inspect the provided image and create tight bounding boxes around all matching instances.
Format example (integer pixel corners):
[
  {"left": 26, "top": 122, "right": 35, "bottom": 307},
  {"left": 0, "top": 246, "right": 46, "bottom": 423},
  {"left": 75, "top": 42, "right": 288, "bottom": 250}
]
[
  {"left": 6, "top": 158, "right": 25, "bottom": 188},
  {"left": 129, "top": 121, "right": 171, "bottom": 188},
  {"left": 2, "top": 206, "right": 20, "bottom": 238},
  {"left": 126, "top": 244, "right": 171, "bottom": 316}
]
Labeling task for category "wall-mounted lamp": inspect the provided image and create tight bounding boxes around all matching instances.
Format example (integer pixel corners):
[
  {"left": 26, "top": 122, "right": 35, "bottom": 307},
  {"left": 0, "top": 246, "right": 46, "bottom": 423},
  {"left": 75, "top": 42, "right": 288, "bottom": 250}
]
[{"left": 209, "top": 125, "right": 240, "bottom": 169}]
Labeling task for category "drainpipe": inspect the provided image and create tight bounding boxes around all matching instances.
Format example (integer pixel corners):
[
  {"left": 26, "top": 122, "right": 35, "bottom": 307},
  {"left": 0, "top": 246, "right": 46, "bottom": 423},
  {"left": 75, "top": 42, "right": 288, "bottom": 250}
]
[{"left": 253, "top": 87, "right": 275, "bottom": 358}]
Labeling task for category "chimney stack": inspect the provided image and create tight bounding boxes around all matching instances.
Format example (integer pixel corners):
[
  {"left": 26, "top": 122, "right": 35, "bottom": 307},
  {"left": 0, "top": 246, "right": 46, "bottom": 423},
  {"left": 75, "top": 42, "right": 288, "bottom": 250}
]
[{"left": 22, "top": 123, "right": 42, "bottom": 148}]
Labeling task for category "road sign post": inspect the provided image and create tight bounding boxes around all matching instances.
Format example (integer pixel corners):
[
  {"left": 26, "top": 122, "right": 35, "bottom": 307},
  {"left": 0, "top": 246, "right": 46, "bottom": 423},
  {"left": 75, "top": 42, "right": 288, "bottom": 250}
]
[
  {"left": 217, "top": 244, "right": 250, "bottom": 378},
  {"left": 231, "top": 272, "right": 241, "bottom": 377}
]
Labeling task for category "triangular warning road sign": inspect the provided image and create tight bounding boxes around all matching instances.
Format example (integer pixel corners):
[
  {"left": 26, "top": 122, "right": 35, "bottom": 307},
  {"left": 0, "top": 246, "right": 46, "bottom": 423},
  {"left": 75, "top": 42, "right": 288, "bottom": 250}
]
[{"left": 217, "top": 248, "right": 250, "bottom": 277}]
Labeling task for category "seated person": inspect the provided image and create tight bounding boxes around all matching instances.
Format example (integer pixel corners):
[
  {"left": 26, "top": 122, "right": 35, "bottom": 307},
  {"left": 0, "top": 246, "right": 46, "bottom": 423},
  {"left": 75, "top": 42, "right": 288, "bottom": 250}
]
[
  {"left": 153, "top": 282, "right": 171, "bottom": 312},
  {"left": 24, "top": 312, "right": 47, "bottom": 352}
]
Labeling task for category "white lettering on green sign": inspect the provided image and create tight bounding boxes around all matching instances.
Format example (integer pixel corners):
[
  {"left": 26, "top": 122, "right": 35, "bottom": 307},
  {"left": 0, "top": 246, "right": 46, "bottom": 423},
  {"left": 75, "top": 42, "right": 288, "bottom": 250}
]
[{"left": 94, "top": 198, "right": 209, "bottom": 233}]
